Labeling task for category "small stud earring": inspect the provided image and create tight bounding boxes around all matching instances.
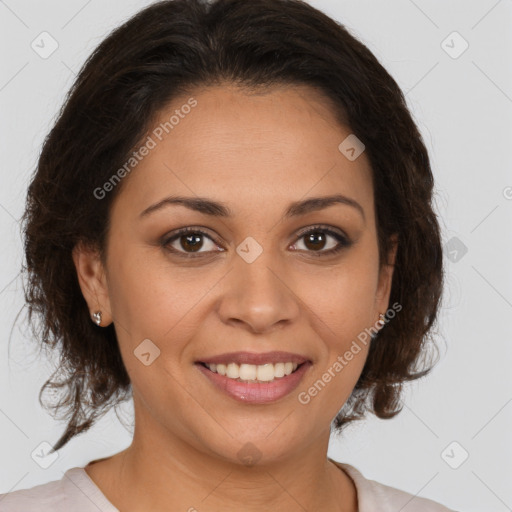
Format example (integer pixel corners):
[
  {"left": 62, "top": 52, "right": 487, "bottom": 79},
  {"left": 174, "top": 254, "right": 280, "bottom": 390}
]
[
  {"left": 377, "top": 313, "right": 386, "bottom": 328},
  {"left": 92, "top": 311, "right": 102, "bottom": 326}
]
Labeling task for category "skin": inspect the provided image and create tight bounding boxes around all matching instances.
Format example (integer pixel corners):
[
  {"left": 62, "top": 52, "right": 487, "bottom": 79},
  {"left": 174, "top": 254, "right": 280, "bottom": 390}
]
[{"left": 73, "top": 83, "right": 397, "bottom": 512}]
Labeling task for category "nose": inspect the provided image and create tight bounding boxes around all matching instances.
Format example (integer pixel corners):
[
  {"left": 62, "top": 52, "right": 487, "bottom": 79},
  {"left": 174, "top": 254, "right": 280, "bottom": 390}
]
[{"left": 216, "top": 247, "right": 300, "bottom": 335}]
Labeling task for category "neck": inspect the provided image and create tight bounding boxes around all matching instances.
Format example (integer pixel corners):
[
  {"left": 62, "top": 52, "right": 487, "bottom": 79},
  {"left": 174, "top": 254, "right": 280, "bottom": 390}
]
[{"left": 85, "top": 404, "right": 357, "bottom": 512}]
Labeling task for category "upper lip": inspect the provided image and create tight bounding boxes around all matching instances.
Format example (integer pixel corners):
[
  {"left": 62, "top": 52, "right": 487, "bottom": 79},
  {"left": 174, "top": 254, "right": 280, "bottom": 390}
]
[{"left": 197, "top": 351, "right": 310, "bottom": 366}]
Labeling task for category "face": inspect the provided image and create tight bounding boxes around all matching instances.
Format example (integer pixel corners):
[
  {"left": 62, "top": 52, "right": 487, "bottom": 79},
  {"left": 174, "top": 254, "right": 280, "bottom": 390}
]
[{"left": 74, "top": 83, "right": 396, "bottom": 465}]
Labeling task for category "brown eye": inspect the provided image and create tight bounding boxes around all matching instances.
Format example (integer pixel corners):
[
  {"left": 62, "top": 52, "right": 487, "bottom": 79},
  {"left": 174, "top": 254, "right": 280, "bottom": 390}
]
[
  {"left": 303, "top": 231, "right": 328, "bottom": 251},
  {"left": 162, "top": 225, "right": 351, "bottom": 259},
  {"left": 162, "top": 228, "right": 221, "bottom": 257},
  {"left": 292, "top": 226, "right": 352, "bottom": 257},
  {"left": 179, "top": 233, "right": 204, "bottom": 252}
]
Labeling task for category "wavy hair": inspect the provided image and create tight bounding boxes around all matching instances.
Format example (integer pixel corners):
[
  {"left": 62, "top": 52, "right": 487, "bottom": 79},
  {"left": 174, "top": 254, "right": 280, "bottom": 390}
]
[{"left": 20, "top": 0, "right": 444, "bottom": 451}]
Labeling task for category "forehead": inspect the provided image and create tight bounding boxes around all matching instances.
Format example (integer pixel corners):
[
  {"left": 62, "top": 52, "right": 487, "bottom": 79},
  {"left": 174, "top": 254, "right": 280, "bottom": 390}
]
[{"left": 112, "top": 83, "right": 374, "bottom": 221}]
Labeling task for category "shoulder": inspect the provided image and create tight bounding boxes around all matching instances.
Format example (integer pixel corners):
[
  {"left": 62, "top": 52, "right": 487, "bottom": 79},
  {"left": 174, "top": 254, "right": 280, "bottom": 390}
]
[
  {"left": 0, "top": 472, "right": 67, "bottom": 511},
  {"left": 333, "top": 461, "right": 458, "bottom": 512},
  {"left": 0, "top": 467, "right": 116, "bottom": 512}
]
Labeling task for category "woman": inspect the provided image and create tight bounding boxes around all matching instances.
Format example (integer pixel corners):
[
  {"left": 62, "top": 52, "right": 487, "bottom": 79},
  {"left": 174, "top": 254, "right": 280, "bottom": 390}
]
[{"left": 0, "top": 0, "right": 455, "bottom": 510}]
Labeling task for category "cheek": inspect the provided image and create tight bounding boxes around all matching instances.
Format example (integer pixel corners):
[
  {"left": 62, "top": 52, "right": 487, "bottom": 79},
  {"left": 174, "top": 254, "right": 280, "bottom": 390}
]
[
  {"left": 106, "top": 240, "right": 221, "bottom": 344},
  {"left": 297, "top": 265, "right": 375, "bottom": 417},
  {"left": 296, "top": 251, "right": 380, "bottom": 333}
]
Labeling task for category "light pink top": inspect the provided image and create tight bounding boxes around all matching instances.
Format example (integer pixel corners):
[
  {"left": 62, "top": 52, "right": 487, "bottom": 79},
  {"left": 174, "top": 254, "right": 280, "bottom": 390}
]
[{"left": 0, "top": 460, "right": 457, "bottom": 511}]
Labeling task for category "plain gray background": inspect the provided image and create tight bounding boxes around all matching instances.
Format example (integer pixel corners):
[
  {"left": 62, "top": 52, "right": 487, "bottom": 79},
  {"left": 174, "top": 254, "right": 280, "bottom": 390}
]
[{"left": 1, "top": 1, "right": 511, "bottom": 511}]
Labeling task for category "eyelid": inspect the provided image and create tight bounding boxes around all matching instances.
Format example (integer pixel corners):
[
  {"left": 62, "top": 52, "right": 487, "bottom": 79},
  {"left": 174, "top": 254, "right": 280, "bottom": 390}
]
[
  {"left": 161, "top": 224, "right": 351, "bottom": 257},
  {"left": 294, "top": 224, "right": 348, "bottom": 241},
  {"left": 161, "top": 226, "right": 221, "bottom": 252},
  {"left": 290, "top": 224, "right": 351, "bottom": 257}
]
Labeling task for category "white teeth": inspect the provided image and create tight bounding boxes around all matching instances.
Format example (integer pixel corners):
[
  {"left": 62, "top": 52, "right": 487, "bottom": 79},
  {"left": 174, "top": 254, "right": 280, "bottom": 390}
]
[
  {"left": 239, "top": 364, "right": 257, "bottom": 380},
  {"left": 204, "top": 361, "right": 300, "bottom": 382},
  {"left": 257, "top": 364, "right": 274, "bottom": 382},
  {"left": 226, "top": 363, "right": 239, "bottom": 379},
  {"left": 274, "top": 362, "right": 285, "bottom": 378}
]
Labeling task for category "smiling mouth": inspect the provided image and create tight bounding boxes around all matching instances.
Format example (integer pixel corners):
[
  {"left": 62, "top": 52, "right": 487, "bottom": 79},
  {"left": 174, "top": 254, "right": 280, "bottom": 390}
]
[{"left": 198, "top": 361, "right": 305, "bottom": 383}]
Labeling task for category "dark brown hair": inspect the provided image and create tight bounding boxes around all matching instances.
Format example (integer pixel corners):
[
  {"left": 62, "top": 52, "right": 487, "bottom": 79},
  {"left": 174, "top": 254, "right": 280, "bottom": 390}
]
[{"left": 20, "top": 0, "right": 443, "bottom": 452}]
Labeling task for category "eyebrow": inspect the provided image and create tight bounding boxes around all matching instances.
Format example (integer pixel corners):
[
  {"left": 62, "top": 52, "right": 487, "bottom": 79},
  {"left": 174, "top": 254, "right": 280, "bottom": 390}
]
[{"left": 139, "top": 193, "right": 365, "bottom": 221}]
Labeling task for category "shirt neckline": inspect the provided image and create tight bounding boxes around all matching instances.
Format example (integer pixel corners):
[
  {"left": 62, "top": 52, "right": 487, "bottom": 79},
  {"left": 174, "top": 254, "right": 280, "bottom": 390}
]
[
  {"left": 67, "top": 458, "right": 368, "bottom": 512},
  {"left": 329, "top": 458, "right": 381, "bottom": 511},
  {"left": 64, "top": 467, "right": 120, "bottom": 512}
]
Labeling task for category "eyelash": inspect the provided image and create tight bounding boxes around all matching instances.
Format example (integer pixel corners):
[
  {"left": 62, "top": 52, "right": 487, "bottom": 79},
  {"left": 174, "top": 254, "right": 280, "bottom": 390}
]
[{"left": 161, "top": 225, "right": 352, "bottom": 259}]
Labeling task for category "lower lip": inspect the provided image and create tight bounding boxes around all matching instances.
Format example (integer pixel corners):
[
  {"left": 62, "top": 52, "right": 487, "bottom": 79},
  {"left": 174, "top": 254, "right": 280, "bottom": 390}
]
[{"left": 196, "top": 362, "right": 311, "bottom": 404}]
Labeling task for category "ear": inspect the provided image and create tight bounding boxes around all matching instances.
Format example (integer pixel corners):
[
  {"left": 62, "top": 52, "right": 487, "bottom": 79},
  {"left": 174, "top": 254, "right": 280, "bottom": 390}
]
[
  {"left": 374, "top": 234, "right": 398, "bottom": 321},
  {"left": 72, "top": 241, "right": 112, "bottom": 326}
]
